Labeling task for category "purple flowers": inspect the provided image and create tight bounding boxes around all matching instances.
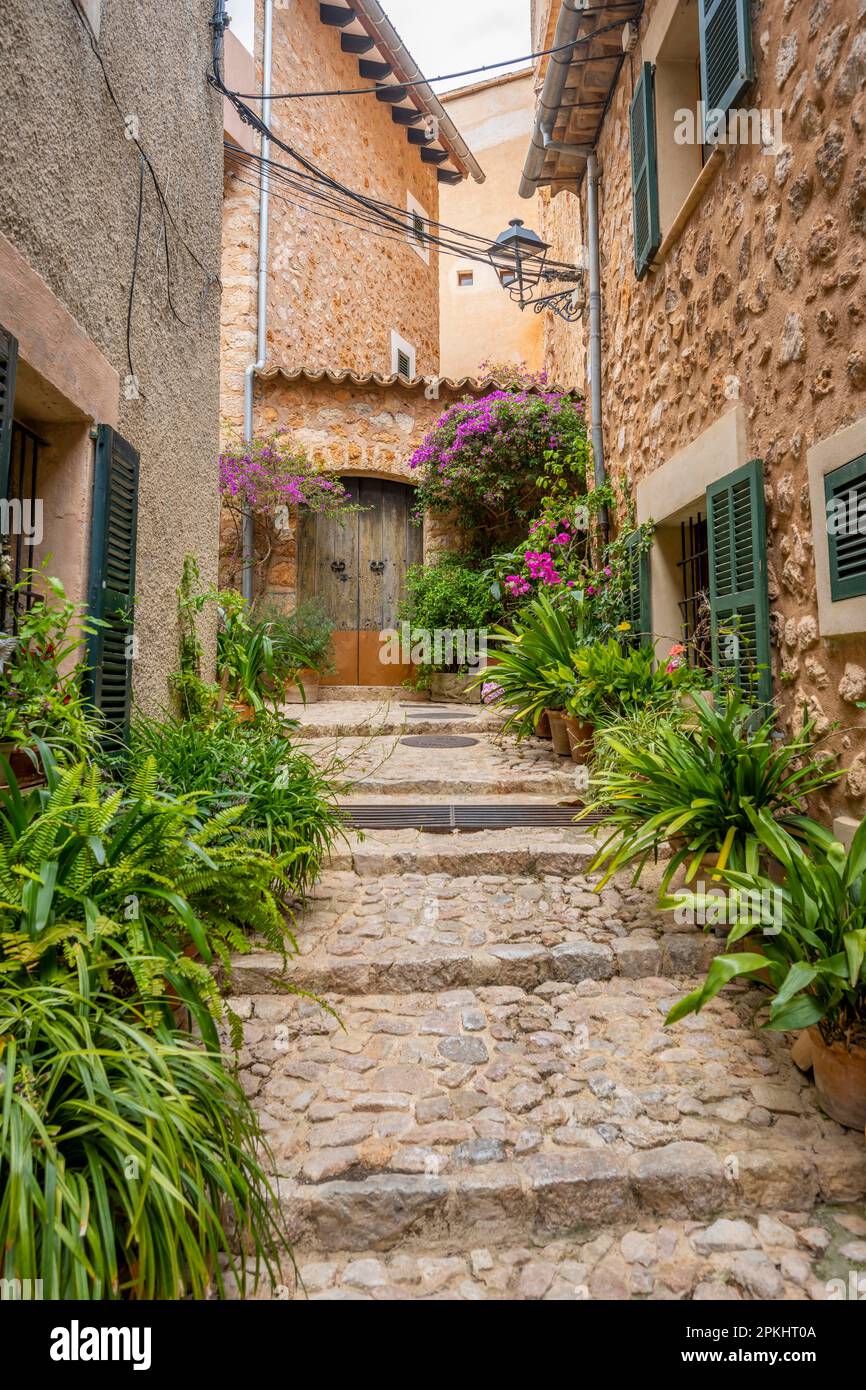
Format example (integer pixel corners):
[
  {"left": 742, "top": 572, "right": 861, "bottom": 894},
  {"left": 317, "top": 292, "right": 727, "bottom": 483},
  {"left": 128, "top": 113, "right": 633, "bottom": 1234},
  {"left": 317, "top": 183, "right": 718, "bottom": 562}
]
[{"left": 219, "top": 434, "right": 353, "bottom": 519}]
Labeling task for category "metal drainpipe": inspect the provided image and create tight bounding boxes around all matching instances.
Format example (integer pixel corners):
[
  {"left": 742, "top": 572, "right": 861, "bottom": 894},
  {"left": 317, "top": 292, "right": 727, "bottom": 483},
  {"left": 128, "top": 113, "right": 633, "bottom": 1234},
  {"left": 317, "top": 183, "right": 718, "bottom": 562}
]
[
  {"left": 242, "top": 0, "right": 274, "bottom": 603},
  {"left": 586, "top": 152, "right": 607, "bottom": 536}
]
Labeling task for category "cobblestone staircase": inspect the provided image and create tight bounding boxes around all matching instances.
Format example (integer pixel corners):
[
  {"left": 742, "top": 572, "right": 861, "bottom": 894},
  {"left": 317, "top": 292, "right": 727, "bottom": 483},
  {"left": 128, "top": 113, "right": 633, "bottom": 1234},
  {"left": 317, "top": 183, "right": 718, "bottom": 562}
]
[{"left": 228, "top": 705, "right": 866, "bottom": 1300}]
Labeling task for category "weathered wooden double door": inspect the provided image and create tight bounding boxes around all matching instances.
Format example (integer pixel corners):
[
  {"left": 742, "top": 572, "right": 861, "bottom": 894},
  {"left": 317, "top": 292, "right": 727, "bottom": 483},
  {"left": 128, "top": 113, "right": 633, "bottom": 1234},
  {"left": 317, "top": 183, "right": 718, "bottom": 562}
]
[{"left": 297, "top": 478, "right": 423, "bottom": 685}]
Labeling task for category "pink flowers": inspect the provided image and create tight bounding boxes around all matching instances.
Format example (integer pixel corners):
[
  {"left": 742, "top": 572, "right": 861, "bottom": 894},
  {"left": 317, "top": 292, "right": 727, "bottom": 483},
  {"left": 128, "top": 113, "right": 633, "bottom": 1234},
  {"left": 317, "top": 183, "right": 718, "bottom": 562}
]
[
  {"left": 665, "top": 642, "right": 687, "bottom": 674},
  {"left": 524, "top": 550, "right": 562, "bottom": 586},
  {"left": 482, "top": 681, "right": 504, "bottom": 705},
  {"left": 505, "top": 574, "right": 532, "bottom": 597},
  {"left": 219, "top": 435, "right": 353, "bottom": 519}
]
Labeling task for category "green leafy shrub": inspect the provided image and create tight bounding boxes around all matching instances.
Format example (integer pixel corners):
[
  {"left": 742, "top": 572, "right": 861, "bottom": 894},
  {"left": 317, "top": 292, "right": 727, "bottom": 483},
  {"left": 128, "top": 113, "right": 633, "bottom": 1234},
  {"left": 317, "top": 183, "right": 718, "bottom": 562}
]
[
  {"left": 129, "top": 710, "right": 344, "bottom": 892},
  {"left": 664, "top": 810, "right": 866, "bottom": 1043},
  {"left": 0, "top": 978, "right": 287, "bottom": 1299},
  {"left": 398, "top": 554, "right": 500, "bottom": 673},
  {"left": 583, "top": 693, "right": 840, "bottom": 892},
  {"left": 0, "top": 750, "right": 294, "bottom": 1046},
  {"left": 563, "top": 638, "right": 701, "bottom": 726},
  {"left": 470, "top": 590, "right": 597, "bottom": 734},
  {"left": 259, "top": 598, "right": 336, "bottom": 678}
]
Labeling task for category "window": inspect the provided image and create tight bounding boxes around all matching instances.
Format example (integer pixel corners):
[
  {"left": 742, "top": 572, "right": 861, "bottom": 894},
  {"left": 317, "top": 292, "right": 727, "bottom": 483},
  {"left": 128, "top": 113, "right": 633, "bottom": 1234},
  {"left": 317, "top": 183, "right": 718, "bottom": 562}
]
[
  {"left": 825, "top": 456, "right": 866, "bottom": 602},
  {"left": 390, "top": 330, "right": 416, "bottom": 380},
  {"left": 630, "top": 0, "right": 754, "bottom": 276},
  {"left": 677, "top": 511, "right": 712, "bottom": 670},
  {"left": 457, "top": 270, "right": 474, "bottom": 288},
  {"left": 406, "top": 193, "right": 430, "bottom": 266}
]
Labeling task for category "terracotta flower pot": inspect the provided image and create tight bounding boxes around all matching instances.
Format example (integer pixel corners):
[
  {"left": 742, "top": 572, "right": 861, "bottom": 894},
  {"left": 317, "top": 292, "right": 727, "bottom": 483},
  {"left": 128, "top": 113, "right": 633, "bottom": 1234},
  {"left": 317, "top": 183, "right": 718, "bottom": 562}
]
[
  {"left": 230, "top": 700, "right": 256, "bottom": 723},
  {"left": 807, "top": 1027, "right": 866, "bottom": 1130},
  {"left": 535, "top": 710, "right": 552, "bottom": 739},
  {"left": 0, "top": 742, "right": 45, "bottom": 790},
  {"left": 546, "top": 709, "right": 572, "bottom": 757},
  {"left": 285, "top": 668, "right": 320, "bottom": 704},
  {"left": 564, "top": 715, "right": 593, "bottom": 763}
]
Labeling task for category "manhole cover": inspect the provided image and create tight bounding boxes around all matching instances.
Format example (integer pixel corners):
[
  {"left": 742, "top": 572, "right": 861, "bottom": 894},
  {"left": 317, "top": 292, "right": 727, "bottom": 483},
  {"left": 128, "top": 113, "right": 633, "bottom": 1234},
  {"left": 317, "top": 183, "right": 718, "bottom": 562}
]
[{"left": 399, "top": 735, "right": 479, "bottom": 748}]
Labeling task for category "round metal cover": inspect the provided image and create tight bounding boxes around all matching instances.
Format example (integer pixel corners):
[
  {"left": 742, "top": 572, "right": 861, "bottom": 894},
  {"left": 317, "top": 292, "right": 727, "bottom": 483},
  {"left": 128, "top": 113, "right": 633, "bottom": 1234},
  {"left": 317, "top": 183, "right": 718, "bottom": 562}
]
[{"left": 400, "top": 735, "right": 479, "bottom": 748}]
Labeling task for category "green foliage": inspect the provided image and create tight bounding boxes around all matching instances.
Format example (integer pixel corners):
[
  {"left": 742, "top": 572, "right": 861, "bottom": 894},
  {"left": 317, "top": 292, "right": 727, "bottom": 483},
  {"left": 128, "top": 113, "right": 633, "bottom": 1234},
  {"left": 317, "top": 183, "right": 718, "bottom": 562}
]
[
  {"left": 664, "top": 810, "right": 866, "bottom": 1045},
  {"left": 398, "top": 554, "right": 500, "bottom": 674},
  {"left": 0, "top": 571, "right": 105, "bottom": 760},
  {"left": 129, "top": 710, "right": 344, "bottom": 894},
  {"left": 0, "top": 748, "right": 295, "bottom": 1046},
  {"left": 469, "top": 590, "right": 598, "bottom": 735},
  {"left": 0, "top": 978, "right": 288, "bottom": 1299},
  {"left": 259, "top": 597, "right": 336, "bottom": 678},
  {"left": 563, "top": 638, "right": 702, "bottom": 726},
  {"left": 584, "top": 693, "right": 841, "bottom": 892}
]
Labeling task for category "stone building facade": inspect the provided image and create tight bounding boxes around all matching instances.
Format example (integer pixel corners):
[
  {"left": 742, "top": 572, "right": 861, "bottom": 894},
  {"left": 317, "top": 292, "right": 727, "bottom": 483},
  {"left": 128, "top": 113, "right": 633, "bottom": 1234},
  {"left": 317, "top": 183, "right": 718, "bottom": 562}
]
[
  {"left": 220, "top": 1, "right": 487, "bottom": 683},
  {"left": 0, "top": 0, "right": 223, "bottom": 719},
  {"left": 526, "top": 0, "right": 866, "bottom": 828}
]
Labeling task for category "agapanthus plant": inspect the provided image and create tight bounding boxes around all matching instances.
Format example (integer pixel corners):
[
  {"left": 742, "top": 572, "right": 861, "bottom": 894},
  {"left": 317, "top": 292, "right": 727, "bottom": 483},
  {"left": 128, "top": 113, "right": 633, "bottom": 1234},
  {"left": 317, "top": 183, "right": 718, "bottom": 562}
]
[{"left": 409, "top": 389, "right": 590, "bottom": 547}]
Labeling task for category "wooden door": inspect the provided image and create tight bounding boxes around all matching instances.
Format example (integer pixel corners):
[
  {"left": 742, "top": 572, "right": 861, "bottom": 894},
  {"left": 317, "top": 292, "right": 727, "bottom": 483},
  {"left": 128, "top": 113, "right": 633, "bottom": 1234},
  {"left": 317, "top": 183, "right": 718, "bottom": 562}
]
[{"left": 296, "top": 478, "right": 422, "bottom": 686}]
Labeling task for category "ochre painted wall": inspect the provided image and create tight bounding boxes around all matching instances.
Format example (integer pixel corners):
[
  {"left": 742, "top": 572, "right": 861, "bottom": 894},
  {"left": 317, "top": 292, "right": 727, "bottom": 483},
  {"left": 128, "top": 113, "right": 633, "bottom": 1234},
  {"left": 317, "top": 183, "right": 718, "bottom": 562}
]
[{"left": 439, "top": 71, "right": 545, "bottom": 378}]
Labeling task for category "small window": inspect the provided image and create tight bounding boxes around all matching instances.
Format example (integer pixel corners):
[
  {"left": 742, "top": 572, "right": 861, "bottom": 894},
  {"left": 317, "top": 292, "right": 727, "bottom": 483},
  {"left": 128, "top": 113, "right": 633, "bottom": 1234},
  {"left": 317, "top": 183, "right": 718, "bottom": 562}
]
[
  {"left": 390, "top": 331, "right": 416, "bottom": 380},
  {"left": 825, "top": 455, "right": 866, "bottom": 602},
  {"left": 457, "top": 271, "right": 474, "bottom": 288},
  {"left": 406, "top": 193, "right": 430, "bottom": 265}
]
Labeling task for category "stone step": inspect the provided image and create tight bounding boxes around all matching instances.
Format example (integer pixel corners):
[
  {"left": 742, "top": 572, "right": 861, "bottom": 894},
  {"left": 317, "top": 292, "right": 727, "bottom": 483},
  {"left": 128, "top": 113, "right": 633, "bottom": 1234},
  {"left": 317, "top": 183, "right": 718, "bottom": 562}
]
[
  {"left": 230, "top": 977, "right": 866, "bottom": 1253},
  {"left": 241, "top": 1203, "right": 866, "bottom": 1299},
  {"left": 236, "top": 868, "right": 724, "bottom": 995},
  {"left": 324, "top": 828, "right": 597, "bottom": 876}
]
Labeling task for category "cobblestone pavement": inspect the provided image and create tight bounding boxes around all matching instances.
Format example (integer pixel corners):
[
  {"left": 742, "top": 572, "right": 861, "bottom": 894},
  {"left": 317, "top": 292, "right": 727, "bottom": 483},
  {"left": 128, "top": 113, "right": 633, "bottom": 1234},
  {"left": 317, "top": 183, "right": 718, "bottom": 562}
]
[{"left": 227, "top": 713, "right": 866, "bottom": 1301}]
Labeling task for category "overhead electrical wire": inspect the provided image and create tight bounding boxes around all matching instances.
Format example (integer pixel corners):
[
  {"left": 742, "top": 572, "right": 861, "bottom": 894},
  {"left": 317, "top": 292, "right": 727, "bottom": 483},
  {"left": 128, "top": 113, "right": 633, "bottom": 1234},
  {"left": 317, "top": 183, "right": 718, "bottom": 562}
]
[{"left": 227, "top": 7, "right": 642, "bottom": 101}]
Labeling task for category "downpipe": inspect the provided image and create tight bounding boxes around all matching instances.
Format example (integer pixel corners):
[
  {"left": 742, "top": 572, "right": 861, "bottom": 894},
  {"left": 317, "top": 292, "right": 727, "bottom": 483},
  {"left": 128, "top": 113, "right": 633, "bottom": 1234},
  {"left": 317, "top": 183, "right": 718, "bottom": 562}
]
[
  {"left": 586, "top": 152, "right": 607, "bottom": 538},
  {"left": 242, "top": 0, "right": 274, "bottom": 603}
]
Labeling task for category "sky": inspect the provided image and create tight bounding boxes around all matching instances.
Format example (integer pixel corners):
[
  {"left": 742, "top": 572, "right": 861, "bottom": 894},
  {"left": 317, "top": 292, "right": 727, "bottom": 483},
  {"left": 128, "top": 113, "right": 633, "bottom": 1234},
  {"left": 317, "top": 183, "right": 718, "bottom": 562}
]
[
  {"left": 382, "top": 0, "right": 532, "bottom": 92},
  {"left": 229, "top": 1, "right": 532, "bottom": 92}
]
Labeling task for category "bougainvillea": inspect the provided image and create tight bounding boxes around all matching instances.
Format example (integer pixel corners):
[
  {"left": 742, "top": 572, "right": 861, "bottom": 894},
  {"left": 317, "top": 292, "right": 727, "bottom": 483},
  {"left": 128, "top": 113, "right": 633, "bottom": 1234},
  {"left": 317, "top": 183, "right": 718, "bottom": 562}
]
[
  {"left": 219, "top": 435, "right": 352, "bottom": 518},
  {"left": 409, "top": 389, "right": 590, "bottom": 547}
]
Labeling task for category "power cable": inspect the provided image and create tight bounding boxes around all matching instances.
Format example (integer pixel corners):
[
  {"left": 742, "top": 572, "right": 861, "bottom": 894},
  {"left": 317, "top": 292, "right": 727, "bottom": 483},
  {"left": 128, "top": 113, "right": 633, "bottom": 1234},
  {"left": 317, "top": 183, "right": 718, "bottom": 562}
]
[
  {"left": 126, "top": 153, "right": 146, "bottom": 382},
  {"left": 227, "top": 7, "right": 643, "bottom": 101}
]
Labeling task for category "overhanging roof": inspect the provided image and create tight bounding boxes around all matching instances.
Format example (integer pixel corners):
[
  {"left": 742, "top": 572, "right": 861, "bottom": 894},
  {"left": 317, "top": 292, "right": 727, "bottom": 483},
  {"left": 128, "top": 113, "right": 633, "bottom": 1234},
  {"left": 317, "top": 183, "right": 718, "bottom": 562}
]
[
  {"left": 520, "top": 0, "right": 643, "bottom": 197},
  {"left": 319, "top": 3, "right": 485, "bottom": 185},
  {"left": 257, "top": 365, "right": 577, "bottom": 396}
]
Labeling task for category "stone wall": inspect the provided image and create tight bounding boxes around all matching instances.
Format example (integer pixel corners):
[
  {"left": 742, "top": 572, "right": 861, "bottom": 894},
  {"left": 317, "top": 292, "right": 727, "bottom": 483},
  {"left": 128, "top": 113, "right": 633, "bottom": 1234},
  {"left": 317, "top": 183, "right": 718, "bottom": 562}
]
[
  {"left": 220, "top": 372, "right": 492, "bottom": 599},
  {"left": 0, "top": 0, "right": 223, "bottom": 713},
  {"left": 220, "top": 0, "right": 443, "bottom": 436},
  {"left": 538, "top": 0, "right": 866, "bottom": 821}
]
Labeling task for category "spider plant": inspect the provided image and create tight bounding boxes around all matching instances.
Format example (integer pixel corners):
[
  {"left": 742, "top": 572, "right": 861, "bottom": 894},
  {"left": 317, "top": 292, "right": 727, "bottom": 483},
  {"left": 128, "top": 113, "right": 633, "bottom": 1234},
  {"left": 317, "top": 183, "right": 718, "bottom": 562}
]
[
  {"left": 664, "top": 808, "right": 866, "bottom": 1043},
  {"left": 582, "top": 693, "right": 840, "bottom": 892},
  {"left": 0, "top": 975, "right": 289, "bottom": 1299}
]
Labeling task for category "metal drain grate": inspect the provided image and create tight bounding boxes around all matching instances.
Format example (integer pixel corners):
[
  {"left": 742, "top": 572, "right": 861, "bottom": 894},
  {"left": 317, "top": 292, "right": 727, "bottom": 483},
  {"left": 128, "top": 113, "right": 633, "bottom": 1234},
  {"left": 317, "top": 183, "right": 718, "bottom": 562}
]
[
  {"left": 340, "top": 804, "right": 607, "bottom": 831},
  {"left": 400, "top": 735, "right": 479, "bottom": 749}
]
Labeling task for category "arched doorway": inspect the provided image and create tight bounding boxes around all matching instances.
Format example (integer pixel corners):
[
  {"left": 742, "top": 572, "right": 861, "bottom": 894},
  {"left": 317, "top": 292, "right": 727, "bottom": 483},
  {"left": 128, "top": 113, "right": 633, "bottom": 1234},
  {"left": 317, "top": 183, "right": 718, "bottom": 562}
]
[{"left": 296, "top": 477, "right": 423, "bottom": 686}]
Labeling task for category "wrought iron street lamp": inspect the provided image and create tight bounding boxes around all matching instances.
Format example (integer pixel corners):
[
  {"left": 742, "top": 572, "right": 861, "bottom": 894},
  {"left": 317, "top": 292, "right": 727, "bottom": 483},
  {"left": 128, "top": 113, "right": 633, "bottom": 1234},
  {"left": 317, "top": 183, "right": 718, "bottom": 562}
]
[{"left": 489, "top": 218, "right": 584, "bottom": 323}]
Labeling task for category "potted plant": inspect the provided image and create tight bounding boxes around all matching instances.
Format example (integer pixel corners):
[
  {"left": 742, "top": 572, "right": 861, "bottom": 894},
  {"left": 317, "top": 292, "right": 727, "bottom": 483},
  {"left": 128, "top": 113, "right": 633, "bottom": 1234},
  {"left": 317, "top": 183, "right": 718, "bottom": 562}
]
[
  {"left": 398, "top": 555, "right": 500, "bottom": 706},
  {"left": 663, "top": 809, "right": 866, "bottom": 1131},
  {"left": 467, "top": 589, "right": 596, "bottom": 738},
  {"left": 582, "top": 692, "right": 840, "bottom": 893},
  {"left": 264, "top": 599, "right": 335, "bottom": 704}
]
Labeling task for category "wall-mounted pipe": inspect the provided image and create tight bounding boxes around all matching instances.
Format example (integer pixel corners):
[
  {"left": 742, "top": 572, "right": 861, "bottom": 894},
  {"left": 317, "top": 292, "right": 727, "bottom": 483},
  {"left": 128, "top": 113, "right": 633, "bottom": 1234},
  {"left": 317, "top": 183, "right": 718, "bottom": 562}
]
[
  {"left": 242, "top": 0, "right": 274, "bottom": 604},
  {"left": 586, "top": 152, "right": 606, "bottom": 530}
]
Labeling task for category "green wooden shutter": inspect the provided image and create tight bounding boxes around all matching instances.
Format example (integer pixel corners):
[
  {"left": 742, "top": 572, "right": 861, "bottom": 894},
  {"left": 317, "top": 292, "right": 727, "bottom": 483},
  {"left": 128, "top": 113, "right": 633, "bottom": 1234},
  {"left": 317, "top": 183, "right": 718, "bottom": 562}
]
[
  {"left": 86, "top": 425, "right": 139, "bottom": 740},
  {"left": 624, "top": 530, "right": 652, "bottom": 645},
  {"left": 0, "top": 324, "right": 19, "bottom": 500},
  {"left": 707, "top": 458, "right": 771, "bottom": 705},
  {"left": 825, "top": 455, "right": 866, "bottom": 601},
  {"left": 629, "top": 63, "right": 661, "bottom": 280},
  {"left": 698, "top": 0, "right": 754, "bottom": 136}
]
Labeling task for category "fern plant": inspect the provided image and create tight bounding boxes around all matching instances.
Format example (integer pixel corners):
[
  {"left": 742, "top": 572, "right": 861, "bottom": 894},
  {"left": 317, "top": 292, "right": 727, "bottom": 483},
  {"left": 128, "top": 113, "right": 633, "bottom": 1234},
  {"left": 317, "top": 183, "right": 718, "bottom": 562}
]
[{"left": 0, "top": 747, "right": 295, "bottom": 1046}]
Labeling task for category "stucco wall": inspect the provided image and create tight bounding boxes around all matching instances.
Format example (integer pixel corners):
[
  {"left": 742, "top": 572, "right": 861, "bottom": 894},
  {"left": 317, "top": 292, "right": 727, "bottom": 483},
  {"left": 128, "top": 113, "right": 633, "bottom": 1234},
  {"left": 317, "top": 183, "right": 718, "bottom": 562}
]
[
  {"left": 440, "top": 72, "right": 545, "bottom": 378},
  {"left": 220, "top": 0, "right": 442, "bottom": 441},
  {"left": 537, "top": 0, "right": 866, "bottom": 820},
  {"left": 0, "top": 0, "right": 223, "bottom": 713}
]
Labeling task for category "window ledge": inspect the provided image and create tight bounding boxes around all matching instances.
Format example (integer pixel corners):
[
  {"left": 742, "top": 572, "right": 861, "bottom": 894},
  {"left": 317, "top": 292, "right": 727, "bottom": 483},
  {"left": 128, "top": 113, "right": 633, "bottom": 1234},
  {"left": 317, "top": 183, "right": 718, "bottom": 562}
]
[{"left": 649, "top": 148, "right": 725, "bottom": 274}]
